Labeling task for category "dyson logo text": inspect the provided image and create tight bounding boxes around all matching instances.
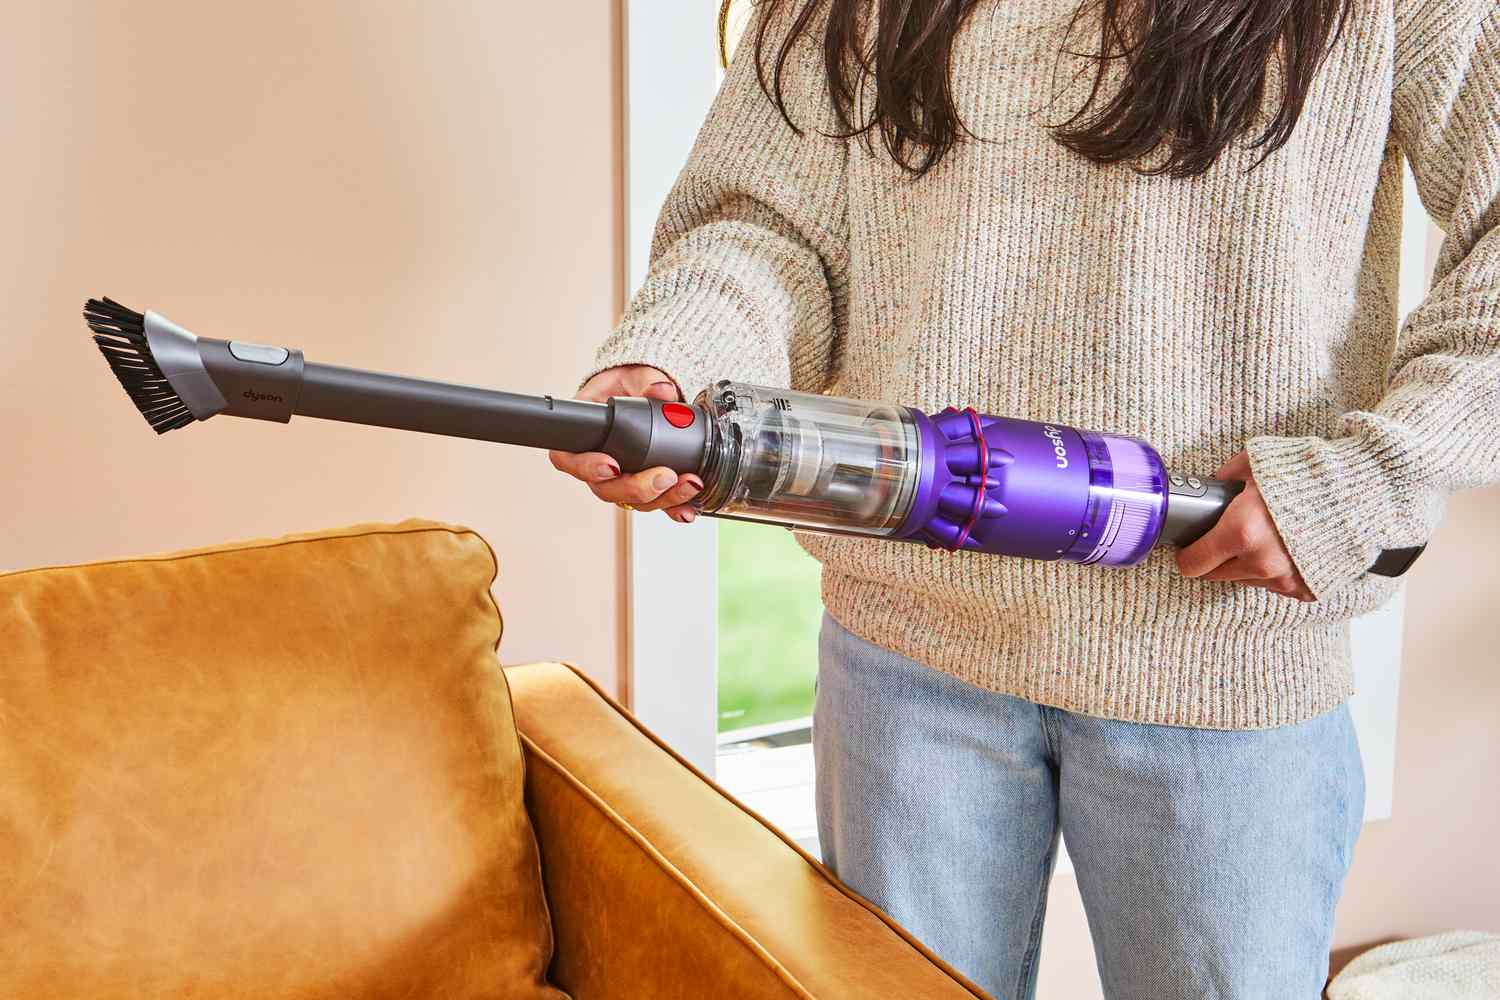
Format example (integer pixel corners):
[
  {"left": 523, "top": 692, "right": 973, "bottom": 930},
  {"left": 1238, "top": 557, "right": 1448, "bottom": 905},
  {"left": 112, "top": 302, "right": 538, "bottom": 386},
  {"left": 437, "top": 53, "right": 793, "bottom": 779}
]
[
  {"left": 1042, "top": 425, "right": 1069, "bottom": 469},
  {"left": 243, "top": 389, "right": 283, "bottom": 404}
]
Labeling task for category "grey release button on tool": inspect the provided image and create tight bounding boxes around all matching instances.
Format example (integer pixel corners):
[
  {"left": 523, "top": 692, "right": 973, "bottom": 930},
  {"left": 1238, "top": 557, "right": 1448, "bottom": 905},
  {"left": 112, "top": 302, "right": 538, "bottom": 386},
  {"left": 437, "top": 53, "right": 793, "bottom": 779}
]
[
  {"left": 1187, "top": 477, "right": 1203, "bottom": 489},
  {"left": 1170, "top": 474, "right": 1185, "bottom": 487},
  {"left": 229, "top": 340, "right": 290, "bottom": 366}
]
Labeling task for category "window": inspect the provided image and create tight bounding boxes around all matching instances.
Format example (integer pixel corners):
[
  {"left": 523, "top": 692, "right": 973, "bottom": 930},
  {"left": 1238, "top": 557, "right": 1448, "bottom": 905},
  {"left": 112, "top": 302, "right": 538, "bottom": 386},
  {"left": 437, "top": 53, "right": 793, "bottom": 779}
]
[{"left": 716, "top": 523, "right": 821, "bottom": 733}]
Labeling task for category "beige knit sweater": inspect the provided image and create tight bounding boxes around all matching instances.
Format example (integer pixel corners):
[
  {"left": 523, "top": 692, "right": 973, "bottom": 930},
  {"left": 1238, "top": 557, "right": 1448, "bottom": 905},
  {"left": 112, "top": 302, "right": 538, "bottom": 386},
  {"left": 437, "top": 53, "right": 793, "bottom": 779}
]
[{"left": 591, "top": 0, "right": 1500, "bottom": 729}]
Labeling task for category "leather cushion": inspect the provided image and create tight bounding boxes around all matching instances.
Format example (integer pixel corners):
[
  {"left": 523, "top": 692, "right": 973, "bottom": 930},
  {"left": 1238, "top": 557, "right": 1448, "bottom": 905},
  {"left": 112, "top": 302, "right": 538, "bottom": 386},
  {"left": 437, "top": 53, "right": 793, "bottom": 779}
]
[
  {"left": 0, "top": 520, "right": 565, "bottom": 1000},
  {"left": 507, "top": 662, "right": 987, "bottom": 999}
]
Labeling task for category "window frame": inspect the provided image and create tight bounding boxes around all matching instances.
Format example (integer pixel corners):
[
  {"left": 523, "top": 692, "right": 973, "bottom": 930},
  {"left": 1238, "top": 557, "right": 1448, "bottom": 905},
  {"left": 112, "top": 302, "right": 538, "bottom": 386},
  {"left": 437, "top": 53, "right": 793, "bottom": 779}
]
[{"left": 622, "top": 0, "right": 723, "bottom": 775}]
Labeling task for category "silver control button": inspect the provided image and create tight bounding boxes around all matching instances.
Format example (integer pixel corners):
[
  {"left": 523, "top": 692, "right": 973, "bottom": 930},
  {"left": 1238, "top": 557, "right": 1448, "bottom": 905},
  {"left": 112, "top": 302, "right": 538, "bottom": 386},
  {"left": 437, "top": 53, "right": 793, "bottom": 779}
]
[
  {"left": 1187, "top": 477, "right": 1203, "bottom": 489},
  {"left": 1169, "top": 475, "right": 1185, "bottom": 487},
  {"left": 229, "top": 340, "right": 290, "bottom": 366}
]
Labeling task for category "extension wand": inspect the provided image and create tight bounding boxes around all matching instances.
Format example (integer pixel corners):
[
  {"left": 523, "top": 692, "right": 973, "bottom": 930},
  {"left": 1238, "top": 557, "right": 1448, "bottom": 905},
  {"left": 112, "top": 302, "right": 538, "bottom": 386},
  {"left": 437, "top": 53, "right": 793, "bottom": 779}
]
[{"left": 84, "top": 298, "right": 1424, "bottom": 576}]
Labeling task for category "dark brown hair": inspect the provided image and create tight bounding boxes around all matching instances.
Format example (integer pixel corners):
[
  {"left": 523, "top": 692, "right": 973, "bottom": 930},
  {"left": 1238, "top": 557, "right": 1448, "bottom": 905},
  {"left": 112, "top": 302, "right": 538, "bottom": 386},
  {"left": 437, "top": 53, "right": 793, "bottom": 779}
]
[{"left": 728, "top": 0, "right": 1353, "bottom": 178}]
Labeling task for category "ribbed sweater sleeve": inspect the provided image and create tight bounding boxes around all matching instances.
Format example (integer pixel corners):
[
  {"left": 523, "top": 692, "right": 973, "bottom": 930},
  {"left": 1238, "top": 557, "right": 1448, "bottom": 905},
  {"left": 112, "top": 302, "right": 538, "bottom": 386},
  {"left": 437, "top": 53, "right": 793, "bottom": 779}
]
[
  {"left": 587, "top": 7, "right": 849, "bottom": 402},
  {"left": 1246, "top": 0, "right": 1500, "bottom": 601}
]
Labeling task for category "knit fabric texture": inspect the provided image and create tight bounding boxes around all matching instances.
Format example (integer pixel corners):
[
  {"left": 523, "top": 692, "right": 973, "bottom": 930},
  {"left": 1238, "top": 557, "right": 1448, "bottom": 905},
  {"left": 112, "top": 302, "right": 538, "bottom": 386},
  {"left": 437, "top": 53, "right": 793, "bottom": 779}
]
[
  {"left": 591, "top": 0, "right": 1500, "bottom": 729},
  {"left": 1327, "top": 932, "right": 1500, "bottom": 999}
]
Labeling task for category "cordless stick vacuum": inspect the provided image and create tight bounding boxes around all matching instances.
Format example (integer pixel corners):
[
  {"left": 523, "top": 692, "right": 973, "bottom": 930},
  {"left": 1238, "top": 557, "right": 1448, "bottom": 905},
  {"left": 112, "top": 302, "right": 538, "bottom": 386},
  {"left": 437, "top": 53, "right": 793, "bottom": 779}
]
[{"left": 84, "top": 298, "right": 1425, "bottom": 576}]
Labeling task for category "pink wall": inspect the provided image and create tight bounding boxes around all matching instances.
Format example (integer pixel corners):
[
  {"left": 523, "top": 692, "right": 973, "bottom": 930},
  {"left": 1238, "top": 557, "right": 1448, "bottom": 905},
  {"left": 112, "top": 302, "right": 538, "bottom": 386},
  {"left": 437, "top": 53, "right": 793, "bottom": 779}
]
[
  {"left": 1332, "top": 484, "right": 1500, "bottom": 948},
  {"left": 1, "top": 1, "right": 628, "bottom": 693}
]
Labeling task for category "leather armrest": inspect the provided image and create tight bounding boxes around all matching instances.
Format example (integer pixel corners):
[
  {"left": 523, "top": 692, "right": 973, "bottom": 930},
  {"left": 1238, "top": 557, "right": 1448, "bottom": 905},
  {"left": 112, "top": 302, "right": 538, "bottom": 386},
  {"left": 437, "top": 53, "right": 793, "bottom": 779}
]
[{"left": 503, "top": 662, "right": 986, "bottom": 1000}]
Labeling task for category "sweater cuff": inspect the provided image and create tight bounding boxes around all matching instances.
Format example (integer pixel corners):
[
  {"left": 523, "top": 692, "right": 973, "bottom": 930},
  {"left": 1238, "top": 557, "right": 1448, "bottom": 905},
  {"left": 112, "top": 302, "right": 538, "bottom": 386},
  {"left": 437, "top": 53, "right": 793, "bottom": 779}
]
[
  {"left": 578, "top": 353, "right": 690, "bottom": 403},
  {"left": 584, "top": 282, "right": 803, "bottom": 404},
  {"left": 584, "top": 306, "right": 721, "bottom": 403},
  {"left": 1244, "top": 435, "right": 1397, "bottom": 600},
  {"left": 1242, "top": 434, "right": 1392, "bottom": 599},
  {"left": 582, "top": 326, "right": 704, "bottom": 406}
]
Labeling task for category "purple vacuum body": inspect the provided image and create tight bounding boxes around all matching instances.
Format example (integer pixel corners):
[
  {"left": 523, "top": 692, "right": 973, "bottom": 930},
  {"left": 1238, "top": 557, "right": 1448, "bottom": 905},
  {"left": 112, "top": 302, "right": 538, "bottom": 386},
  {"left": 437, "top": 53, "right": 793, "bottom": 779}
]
[
  {"left": 901, "top": 408, "right": 1166, "bottom": 566},
  {"left": 695, "top": 381, "right": 1203, "bottom": 566}
]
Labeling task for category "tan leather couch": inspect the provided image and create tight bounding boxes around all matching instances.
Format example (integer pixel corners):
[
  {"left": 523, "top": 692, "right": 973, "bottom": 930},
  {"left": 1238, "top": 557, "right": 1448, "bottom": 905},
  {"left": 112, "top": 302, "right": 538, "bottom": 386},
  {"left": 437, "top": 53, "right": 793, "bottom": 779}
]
[{"left": 1, "top": 520, "right": 985, "bottom": 999}]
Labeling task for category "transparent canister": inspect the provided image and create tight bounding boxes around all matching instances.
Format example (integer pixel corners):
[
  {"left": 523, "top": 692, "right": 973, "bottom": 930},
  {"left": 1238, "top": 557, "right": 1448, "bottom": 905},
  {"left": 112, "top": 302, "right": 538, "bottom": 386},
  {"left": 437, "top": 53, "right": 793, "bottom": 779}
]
[{"left": 692, "top": 381, "right": 919, "bottom": 535}]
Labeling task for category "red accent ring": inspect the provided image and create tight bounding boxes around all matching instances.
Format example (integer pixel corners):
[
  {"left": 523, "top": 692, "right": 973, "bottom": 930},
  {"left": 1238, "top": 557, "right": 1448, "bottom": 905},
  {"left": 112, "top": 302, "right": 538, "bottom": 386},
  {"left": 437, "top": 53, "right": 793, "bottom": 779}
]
[{"left": 941, "top": 406, "right": 989, "bottom": 552}]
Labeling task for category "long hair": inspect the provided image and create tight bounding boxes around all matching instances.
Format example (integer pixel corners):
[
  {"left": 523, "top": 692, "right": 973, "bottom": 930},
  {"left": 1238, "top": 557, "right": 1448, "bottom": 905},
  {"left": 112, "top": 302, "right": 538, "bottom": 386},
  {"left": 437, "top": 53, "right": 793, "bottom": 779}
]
[{"left": 729, "top": 0, "right": 1354, "bottom": 179}]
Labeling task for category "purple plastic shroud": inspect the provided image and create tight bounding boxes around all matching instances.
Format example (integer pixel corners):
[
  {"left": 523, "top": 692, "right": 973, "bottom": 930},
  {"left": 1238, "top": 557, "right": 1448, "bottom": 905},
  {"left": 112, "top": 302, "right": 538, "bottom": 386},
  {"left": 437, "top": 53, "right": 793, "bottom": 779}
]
[{"left": 895, "top": 407, "right": 1169, "bottom": 567}]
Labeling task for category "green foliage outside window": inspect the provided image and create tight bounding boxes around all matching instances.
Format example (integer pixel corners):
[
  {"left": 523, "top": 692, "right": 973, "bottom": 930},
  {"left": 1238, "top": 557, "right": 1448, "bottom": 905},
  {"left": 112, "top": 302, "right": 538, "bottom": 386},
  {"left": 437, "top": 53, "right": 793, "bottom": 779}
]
[{"left": 716, "top": 520, "right": 821, "bottom": 732}]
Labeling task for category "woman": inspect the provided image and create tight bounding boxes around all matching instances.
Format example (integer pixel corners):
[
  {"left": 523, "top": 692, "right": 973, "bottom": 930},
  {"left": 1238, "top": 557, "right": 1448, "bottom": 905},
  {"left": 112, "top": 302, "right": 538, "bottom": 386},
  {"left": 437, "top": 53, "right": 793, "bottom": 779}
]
[{"left": 552, "top": 1, "right": 1498, "bottom": 996}]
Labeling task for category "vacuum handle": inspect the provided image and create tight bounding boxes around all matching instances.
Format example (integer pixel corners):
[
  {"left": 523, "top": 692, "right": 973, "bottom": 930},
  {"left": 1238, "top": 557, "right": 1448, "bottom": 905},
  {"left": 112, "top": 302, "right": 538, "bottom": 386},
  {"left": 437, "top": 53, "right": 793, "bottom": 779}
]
[
  {"left": 199, "top": 337, "right": 711, "bottom": 471},
  {"left": 1161, "top": 474, "right": 1425, "bottom": 578},
  {"left": 296, "top": 366, "right": 711, "bottom": 473},
  {"left": 1159, "top": 476, "right": 1246, "bottom": 548},
  {"left": 296, "top": 362, "right": 612, "bottom": 452}
]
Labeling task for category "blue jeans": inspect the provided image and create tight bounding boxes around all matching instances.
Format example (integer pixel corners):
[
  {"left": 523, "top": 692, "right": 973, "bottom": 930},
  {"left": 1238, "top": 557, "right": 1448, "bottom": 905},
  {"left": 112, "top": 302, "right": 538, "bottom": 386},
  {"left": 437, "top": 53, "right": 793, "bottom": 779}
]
[{"left": 813, "top": 614, "right": 1364, "bottom": 1000}]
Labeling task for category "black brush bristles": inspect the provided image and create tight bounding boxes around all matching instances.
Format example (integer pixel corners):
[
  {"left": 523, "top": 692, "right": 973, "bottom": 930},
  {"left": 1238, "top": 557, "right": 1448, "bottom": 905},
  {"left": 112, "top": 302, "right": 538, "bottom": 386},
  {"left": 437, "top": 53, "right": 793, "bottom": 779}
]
[{"left": 84, "top": 297, "right": 196, "bottom": 434}]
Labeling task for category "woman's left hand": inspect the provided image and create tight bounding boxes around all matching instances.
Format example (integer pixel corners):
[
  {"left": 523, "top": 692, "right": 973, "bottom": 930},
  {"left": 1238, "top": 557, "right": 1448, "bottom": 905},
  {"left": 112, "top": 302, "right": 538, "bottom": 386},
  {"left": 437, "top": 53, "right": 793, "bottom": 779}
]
[{"left": 1175, "top": 450, "right": 1316, "bottom": 602}]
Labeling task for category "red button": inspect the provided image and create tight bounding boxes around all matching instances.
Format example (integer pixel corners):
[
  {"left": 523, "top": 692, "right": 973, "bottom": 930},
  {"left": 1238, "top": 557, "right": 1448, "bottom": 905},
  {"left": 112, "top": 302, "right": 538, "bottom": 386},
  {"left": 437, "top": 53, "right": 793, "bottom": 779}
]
[{"left": 662, "top": 403, "right": 697, "bottom": 429}]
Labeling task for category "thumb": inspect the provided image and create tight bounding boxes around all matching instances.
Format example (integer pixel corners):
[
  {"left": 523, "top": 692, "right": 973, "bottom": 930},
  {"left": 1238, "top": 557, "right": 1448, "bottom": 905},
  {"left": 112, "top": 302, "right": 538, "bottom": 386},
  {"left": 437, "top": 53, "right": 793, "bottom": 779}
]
[
  {"left": 642, "top": 378, "right": 682, "bottom": 402},
  {"left": 578, "top": 364, "right": 678, "bottom": 403},
  {"left": 615, "top": 366, "right": 682, "bottom": 401}
]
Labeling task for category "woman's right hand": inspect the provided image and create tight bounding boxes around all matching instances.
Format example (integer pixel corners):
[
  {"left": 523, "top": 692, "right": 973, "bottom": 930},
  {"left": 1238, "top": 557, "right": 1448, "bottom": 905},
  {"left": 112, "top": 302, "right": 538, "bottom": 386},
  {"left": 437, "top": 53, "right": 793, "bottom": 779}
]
[{"left": 548, "top": 365, "right": 705, "bottom": 522}]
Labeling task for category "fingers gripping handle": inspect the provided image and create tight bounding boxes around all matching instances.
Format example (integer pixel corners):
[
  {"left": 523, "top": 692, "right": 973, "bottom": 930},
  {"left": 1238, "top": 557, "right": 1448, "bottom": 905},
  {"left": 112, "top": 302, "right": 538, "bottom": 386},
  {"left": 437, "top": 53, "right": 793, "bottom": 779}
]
[
  {"left": 1161, "top": 475, "right": 1424, "bottom": 579},
  {"left": 1159, "top": 477, "right": 1246, "bottom": 548}
]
